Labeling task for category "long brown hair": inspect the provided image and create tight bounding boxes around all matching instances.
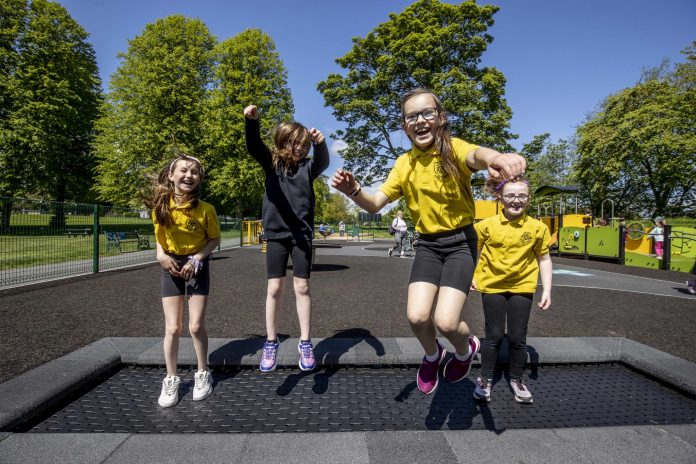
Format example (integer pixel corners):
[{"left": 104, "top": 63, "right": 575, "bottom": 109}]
[
  {"left": 400, "top": 88, "right": 460, "bottom": 186},
  {"left": 272, "top": 121, "right": 311, "bottom": 174},
  {"left": 142, "top": 153, "right": 204, "bottom": 227}
]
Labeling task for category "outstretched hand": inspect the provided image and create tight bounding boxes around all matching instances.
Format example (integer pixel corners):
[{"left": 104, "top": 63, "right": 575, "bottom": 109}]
[
  {"left": 243, "top": 105, "right": 259, "bottom": 120},
  {"left": 331, "top": 168, "right": 358, "bottom": 195},
  {"left": 487, "top": 153, "right": 527, "bottom": 180},
  {"left": 309, "top": 128, "right": 325, "bottom": 145}
]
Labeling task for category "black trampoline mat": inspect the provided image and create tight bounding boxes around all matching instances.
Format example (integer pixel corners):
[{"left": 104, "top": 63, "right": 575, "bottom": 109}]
[{"left": 25, "top": 364, "right": 696, "bottom": 433}]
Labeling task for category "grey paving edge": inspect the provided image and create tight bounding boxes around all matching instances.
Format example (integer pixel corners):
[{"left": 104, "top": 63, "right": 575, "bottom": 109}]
[{"left": 1, "top": 336, "right": 695, "bottom": 432}]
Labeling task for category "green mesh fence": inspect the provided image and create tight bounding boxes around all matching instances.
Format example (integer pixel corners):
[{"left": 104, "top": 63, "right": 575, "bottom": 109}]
[{"left": 0, "top": 197, "right": 241, "bottom": 289}]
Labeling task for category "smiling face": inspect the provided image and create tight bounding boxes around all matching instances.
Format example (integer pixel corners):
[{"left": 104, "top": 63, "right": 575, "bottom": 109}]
[
  {"left": 168, "top": 159, "right": 201, "bottom": 196},
  {"left": 285, "top": 136, "right": 311, "bottom": 162},
  {"left": 499, "top": 181, "right": 530, "bottom": 220},
  {"left": 402, "top": 93, "right": 441, "bottom": 151}
]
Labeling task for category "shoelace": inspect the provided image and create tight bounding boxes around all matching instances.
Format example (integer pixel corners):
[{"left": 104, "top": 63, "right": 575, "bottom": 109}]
[
  {"left": 512, "top": 380, "right": 527, "bottom": 391},
  {"left": 164, "top": 378, "right": 177, "bottom": 395},
  {"left": 300, "top": 343, "right": 313, "bottom": 359},
  {"left": 195, "top": 372, "right": 207, "bottom": 390},
  {"left": 262, "top": 343, "right": 277, "bottom": 360}
]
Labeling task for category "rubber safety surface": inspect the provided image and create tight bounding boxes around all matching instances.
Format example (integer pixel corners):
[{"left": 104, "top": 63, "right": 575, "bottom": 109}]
[{"left": 26, "top": 364, "right": 696, "bottom": 433}]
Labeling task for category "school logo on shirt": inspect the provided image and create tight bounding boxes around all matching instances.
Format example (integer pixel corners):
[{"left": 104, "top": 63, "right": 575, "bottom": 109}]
[
  {"left": 520, "top": 232, "right": 533, "bottom": 245},
  {"left": 434, "top": 161, "right": 448, "bottom": 180},
  {"left": 186, "top": 218, "right": 199, "bottom": 232}
]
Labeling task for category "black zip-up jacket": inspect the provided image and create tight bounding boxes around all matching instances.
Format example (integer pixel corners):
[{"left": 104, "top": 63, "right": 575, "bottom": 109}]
[{"left": 245, "top": 117, "right": 330, "bottom": 242}]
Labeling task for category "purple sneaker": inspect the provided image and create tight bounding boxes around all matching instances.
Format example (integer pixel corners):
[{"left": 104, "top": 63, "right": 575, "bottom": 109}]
[
  {"left": 259, "top": 340, "right": 279, "bottom": 372},
  {"left": 417, "top": 340, "right": 446, "bottom": 395},
  {"left": 298, "top": 340, "right": 316, "bottom": 371},
  {"left": 443, "top": 335, "right": 480, "bottom": 383}
]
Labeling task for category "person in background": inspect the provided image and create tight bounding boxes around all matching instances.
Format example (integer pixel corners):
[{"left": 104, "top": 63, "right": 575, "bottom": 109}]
[{"left": 389, "top": 211, "right": 408, "bottom": 258}]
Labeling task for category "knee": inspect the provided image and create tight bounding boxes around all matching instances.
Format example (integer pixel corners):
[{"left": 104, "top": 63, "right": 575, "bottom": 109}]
[
  {"left": 189, "top": 321, "right": 205, "bottom": 338},
  {"left": 293, "top": 279, "right": 310, "bottom": 297},
  {"left": 407, "top": 311, "right": 432, "bottom": 329},
  {"left": 506, "top": 330, "right": 527, "bottom": 347},
  {"left": 433, "top": 316, "right": 461, "bottom": 336},
  {"left": 165, "top": 323, "right": 183, "bottom": 338},
  {"left": 267, "top": 280, "right": 284, "bottom": 299}
]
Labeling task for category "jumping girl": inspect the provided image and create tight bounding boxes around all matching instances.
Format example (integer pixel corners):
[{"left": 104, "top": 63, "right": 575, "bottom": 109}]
[
  {"left": 244, "top": 104, "right": 329, "bottom": 373},
  {"left": 472, "top": 176, "right": 552, "bottom": 404},
  {"left": 331, "top": 88, "right": 526, "bottom": 394},
  {"left": 145, "top": 153, "right": 220, "bottom": 407}
]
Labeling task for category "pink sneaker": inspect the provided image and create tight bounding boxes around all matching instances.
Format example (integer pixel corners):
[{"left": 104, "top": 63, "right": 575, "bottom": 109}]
[
  {"left": 443, "top": 335, "right": 480, "bottom": 383},
  {"left": 417, "top": 340, "right": 446, "bottom": 394}
]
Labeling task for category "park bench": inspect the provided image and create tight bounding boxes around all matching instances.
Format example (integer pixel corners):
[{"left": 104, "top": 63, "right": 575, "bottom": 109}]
[
  {"left": 105, "top": 231, "right": 150, "bottom": 253},
  {"left": 63, "top": 228, "right": 91, "bottom": 237}
]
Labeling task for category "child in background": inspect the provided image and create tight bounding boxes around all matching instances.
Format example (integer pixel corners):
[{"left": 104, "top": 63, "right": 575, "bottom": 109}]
[
  {"left": 472, "top": 176, "right": 552, "bottom": 404},
  {"left": 244, "top": 104, "right": 329, "bottom": 373},
  {"left": 647, "top": 216, "right": 666, "bottom": 259},
  {"left": 144, "top": 153, "right": 221, "bottom": 408},
  {"left": 331, "top": 88, "right": 526, "bottom": 395},
  {"left": 389, "top": 210, "right": 408, "bottom": 258}
]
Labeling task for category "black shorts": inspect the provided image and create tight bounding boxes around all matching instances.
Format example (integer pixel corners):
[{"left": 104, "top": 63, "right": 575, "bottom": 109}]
[
  {"left": 408, "top": 224, "right": 477, "bottom": 294},
  {"left": 160, "top": 254, "right": 211, "bottom": 297},
  {"left": 266, "top": 238, "right": 312, "bottom": 279}
]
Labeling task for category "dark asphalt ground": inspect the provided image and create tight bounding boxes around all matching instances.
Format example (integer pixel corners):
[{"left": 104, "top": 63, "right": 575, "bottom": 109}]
[{"left": 1, "top": 242, "right": 694, "bottom": 384}]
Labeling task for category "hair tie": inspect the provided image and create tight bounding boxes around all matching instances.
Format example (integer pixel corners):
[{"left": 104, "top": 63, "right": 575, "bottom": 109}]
[{"left": 495, "top": 180, "right": 507, "bottom": 191}]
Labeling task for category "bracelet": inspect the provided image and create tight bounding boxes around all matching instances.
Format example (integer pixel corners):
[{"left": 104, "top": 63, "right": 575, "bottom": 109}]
[
  {"left": 187, "top": 256, "right": 204, "bottom": 275},
  {"left": 350, "top": 185, "right": 362, "bottom": 197}
]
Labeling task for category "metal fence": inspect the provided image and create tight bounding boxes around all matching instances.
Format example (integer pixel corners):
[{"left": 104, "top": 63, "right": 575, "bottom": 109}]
[{"left": 0, "top": 197, "right": 242, "bottom": 290}]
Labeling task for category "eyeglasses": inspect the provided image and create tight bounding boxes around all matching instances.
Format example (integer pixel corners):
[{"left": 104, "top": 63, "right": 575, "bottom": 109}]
[
  {"left": 502, "top": 194, "right": 529, "bottom": 202},
  {"left": 404, "top": 108, "right": 438, "bottom": 124}
]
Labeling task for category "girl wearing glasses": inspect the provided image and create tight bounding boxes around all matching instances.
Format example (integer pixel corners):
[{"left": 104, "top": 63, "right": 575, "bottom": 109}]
[
  {"left": 331, "top": 88, "right": 526, "bottom": 395},
  {"left": 471, "top": 176, "right": 552, "bottom": 404}
]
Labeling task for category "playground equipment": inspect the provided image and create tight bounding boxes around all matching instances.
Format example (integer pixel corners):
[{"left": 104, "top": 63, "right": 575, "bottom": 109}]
[{"left": 534, "top": 185, "right": 695, "bottom": 273}]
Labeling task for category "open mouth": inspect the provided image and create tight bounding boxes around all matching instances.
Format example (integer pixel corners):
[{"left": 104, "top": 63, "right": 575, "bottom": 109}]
[{"left": 415, "top": 126, "right": 431, "bottom": 136}]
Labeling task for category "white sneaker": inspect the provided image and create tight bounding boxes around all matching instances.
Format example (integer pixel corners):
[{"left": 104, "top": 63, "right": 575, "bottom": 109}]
[
  {"left": 193, "top": 369, "right": 213, "bottom": 401},
  {"left": 510, "top": 378, "right": 533, "bottom": 404},
  {"left": 158, "top": 375, "right": 181, "bottom": 407},
  {"left": 473, "top": 377, "right": 491, "bottom": 402},
  {"left": 388, "top": 247, "right": 393, "bottom": 257}
]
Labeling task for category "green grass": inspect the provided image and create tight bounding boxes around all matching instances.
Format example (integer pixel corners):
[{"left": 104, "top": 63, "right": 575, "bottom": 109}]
[
  {"left": 9, "top": 213, "right": 151, "bottom": 227},
  {"left": 1, "top": 228, "right": 241, "bottom": 270}
]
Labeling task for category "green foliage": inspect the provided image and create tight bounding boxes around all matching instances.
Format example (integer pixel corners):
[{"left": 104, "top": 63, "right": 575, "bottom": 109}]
[
  {"left": 317, "top": 0, "right": 515, "bottom": 185},
  {"left": 93, "top": 15, "right": 215, "bottom": 206},
  {"left": 0, "top": 0, "right": 101, "bottom": 204},
  {"left": 575, "top": 47, "right": 695, "bottom": 217},
  {"left": 520, "top": 133, "right": 579, "bottom": 205},
  {"left": 204, "top": 29, "right": 294, "bottom": 216}
]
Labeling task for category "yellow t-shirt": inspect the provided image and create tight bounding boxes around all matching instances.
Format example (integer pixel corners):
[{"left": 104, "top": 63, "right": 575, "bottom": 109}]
[
  {"left": 379, "top": 138, "right": 479, "bottom": 234},
  {"left": 474, "top": 212, "right": 550, "bottom": 294},
  {"left": 153, "top": 198, "right": 221, "bottom": 255}
]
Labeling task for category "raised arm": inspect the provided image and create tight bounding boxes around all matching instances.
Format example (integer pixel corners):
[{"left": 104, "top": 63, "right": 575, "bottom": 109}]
[
  {"left": 243, "top": 105, "right": 273, "bottom": 170},
  {"left": 466, "top": 147, "right": 527, "bottom": 180},
  {"left": 331, "top": 168, "right": 390, "bottom": 213},
  {"left": 308, "top": 128, "right": 330, "bottom": 177}
]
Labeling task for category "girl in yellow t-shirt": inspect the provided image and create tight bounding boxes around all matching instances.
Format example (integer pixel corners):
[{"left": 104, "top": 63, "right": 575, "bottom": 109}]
[
  {"left": 331, "top": 88, "right": 527, "bottom": 395},
  {"left": 143, "top": 153, "right": 220, "bottom": 408},
  {"left": 472, "top": 176, "right": 552, "bottom": 404}
]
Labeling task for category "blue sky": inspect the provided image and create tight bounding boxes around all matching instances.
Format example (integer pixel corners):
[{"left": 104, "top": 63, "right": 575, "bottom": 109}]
[{"left": 60, "top": 0, "right": 695, "bottom": 179}]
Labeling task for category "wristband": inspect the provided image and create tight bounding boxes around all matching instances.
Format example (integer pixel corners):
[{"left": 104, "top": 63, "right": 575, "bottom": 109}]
[
  {"left": 350, "top": 185, "right": 362, "bottom": 197},
  {"left": 187, "top": 256, "right": 204, "bottom": 275}
]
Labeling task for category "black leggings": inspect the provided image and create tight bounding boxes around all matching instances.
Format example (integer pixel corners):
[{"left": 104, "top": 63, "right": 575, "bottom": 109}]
[{"left": 480, "top": 293, "right": 533, "bottom": 380}]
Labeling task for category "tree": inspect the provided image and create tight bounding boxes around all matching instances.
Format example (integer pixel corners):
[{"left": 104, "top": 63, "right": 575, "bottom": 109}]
[
  {"left": 0, "top": 0, "right": 101, "bottom": 209},
  {"left": 93, "top": 15, "right": 214, "bottom": 206},
  {"left": 575, "top": 49, "right": 695, "bottom": 218},
  {"left": 204, "top": 29, "right": 294, "bottom": 216},
  {"left": 318, "top": 0, "right": 515, "bottom": 186}
]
